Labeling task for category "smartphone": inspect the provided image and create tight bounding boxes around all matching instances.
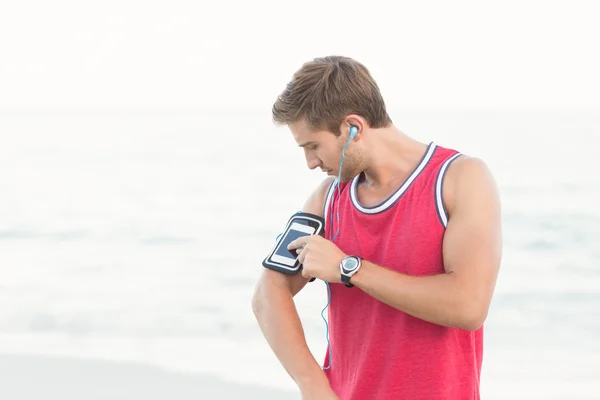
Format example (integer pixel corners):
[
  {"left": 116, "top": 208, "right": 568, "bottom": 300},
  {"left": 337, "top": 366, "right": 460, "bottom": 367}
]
[
  {"left": 262, "top": 212, "right": 325, "bottom": 274},
  {"left": 270, "top": 222, "right": 316, "bottom": 266}
]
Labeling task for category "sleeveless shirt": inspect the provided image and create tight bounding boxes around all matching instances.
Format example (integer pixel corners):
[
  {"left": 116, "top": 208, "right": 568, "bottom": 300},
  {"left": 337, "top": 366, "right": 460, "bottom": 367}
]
[{"left": 322, "top": 142, "right": 483, "bottom": 400}]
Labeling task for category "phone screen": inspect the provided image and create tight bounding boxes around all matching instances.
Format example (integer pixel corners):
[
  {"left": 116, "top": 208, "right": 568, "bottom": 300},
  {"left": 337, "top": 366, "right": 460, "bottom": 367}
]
[{"left": 271, "top": 222, "right": 315, "bottom": 266}]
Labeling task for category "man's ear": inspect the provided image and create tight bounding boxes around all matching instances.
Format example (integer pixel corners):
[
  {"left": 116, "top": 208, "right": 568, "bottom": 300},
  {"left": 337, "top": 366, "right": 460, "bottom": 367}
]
[{"left": 341, "top": 114, "right": 366, "bottom": 140}]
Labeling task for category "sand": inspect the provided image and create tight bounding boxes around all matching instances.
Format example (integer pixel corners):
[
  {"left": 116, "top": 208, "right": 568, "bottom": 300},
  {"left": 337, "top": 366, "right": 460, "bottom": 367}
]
[{"left": 0, "top": 353, "right": 300, "bottom": 400}]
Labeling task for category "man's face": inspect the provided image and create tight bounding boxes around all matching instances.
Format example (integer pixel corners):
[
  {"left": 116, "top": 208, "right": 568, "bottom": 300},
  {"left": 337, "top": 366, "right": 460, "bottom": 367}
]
[{"left": 288, "top": 119, "right": 362, "bottom": 182}]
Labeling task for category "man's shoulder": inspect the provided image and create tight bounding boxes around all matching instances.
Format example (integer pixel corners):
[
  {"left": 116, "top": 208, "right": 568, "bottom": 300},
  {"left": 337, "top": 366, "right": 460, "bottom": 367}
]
[
  {"left": 449, "top": 154, "right": 490, "bottom": 176},
  {"left": 443, "top": 154, "right": 499, "bottom": 216},
  {"left": 301, "top": 177, "right": 337, "bottom": 217}
]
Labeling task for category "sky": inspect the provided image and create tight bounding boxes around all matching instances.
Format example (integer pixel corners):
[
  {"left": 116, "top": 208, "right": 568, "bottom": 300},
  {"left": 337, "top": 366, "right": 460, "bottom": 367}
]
[{"left": 0, "top": 0, "right": 598, "bottom": 111}]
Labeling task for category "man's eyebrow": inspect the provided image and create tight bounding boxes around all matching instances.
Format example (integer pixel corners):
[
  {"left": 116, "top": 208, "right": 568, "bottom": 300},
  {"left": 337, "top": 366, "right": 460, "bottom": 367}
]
[{"left": 298, "top": 141, "right": 316, "bottom": 148}]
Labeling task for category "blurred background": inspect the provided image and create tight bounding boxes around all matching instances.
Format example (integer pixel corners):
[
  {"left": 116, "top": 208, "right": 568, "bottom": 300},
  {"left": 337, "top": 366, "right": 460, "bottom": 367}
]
[{"left": 1, "top": 1, "right": 599, "bottom": 399}]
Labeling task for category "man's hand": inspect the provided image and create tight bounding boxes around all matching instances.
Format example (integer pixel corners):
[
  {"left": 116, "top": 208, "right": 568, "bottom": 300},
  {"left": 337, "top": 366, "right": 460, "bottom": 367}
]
[{"left": 287, "top": 235, "right": 347, "bottom": 283}]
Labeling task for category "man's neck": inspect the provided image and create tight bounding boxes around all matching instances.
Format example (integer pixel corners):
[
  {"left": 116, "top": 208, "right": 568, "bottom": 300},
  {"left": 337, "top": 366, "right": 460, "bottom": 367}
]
[{"left": 360, "top": 126, "right": 429, "bottom": 189}]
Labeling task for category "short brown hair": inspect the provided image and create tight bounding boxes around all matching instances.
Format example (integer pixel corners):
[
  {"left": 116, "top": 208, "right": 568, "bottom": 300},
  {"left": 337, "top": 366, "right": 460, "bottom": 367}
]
[{"left": 272, "top": 56, "right": 392, "bottom": 135}]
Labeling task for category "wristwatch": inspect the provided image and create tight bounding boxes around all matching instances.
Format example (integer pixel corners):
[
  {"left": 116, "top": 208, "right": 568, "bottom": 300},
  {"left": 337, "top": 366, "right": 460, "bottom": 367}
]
[{"left": 340, "top": 255, "right": 362, "bottom": 288}]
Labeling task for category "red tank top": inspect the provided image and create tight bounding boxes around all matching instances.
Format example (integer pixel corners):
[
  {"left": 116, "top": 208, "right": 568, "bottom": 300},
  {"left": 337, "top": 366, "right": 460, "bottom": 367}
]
[{"left": 322, "top": 142, "right": 483, "bottom": 400}]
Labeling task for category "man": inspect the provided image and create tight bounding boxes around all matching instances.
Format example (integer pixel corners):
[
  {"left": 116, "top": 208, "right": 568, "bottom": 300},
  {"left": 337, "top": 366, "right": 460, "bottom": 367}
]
[{"left": 252, "top": 56, "right": 502, "bottom": 400}]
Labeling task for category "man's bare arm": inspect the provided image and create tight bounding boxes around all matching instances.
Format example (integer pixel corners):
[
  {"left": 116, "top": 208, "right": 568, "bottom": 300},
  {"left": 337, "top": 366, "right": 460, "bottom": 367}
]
[
  {"left": 350, "top": 157, "right": 502, "bottom": 330},
  {"left": 252, "top": 177, "right": 336, "bottom": 394}
]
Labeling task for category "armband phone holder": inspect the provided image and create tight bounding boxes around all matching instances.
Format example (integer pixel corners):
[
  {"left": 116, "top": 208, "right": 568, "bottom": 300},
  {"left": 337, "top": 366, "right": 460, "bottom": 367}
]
[{"left": 262, "top": 212, "right": 325, "bottom": 275}]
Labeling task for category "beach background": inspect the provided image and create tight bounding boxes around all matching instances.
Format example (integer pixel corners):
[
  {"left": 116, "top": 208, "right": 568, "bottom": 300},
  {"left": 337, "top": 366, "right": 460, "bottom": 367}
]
[
  {"left": 1, "top": 109, "right": 599, "bottom": 399},
  {"left": 1, "top": 1, "right": 600, "bottom": 399}
]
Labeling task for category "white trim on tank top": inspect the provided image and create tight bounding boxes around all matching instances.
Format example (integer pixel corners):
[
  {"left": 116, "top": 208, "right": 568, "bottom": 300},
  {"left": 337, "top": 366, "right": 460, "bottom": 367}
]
[
  {"left": 323, "top": 179, "right": 338, "bottom": 230},
  {"left": 350, "top": 142, "right": 438, "bottom": 214},
  {"left": 435, "top": 152, "right": 462, "bottom": 228}
]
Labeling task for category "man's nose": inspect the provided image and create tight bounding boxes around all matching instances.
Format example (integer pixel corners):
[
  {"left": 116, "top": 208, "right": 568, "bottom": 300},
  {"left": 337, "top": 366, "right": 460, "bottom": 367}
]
[{"left": 305, "top": 152, "right": 321, "bottom": 170}]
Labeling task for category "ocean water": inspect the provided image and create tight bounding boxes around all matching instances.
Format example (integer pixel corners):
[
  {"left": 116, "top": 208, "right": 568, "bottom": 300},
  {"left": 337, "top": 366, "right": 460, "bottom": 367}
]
[{"left": 0, "top": 109, "right": 599, "bottom": 399}]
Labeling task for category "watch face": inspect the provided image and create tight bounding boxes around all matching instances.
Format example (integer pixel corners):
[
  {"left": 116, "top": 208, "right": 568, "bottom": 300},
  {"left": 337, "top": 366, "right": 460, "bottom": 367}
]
[{"left": 344, "top": 257, "right": 359, "bottom": 271}]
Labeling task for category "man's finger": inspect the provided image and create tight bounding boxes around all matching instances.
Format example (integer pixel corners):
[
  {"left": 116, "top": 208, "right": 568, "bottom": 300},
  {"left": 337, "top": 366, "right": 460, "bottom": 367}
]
[
  {"left": 297, "top": 246, "right": 307, "bottom": 264},
  {"left": 287, "top": 234, "right": 311, "bottom": 250}
]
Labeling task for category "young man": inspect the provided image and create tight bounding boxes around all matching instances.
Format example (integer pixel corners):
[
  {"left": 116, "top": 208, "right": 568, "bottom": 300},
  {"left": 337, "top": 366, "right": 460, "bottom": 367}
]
[{"left": 252, "top": 56, "right": 502, "bottom": 400}]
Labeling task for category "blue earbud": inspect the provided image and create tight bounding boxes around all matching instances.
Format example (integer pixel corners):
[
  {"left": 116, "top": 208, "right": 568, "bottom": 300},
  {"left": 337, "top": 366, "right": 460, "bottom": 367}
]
[{"left": 349, "top": 125, "right": 358, "bottom": 139}]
